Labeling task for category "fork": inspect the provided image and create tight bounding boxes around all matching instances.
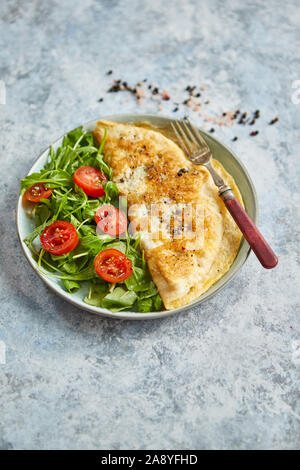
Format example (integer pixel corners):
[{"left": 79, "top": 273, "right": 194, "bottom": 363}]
[{"left": 171, "top": 118, "right": 278, "bottom": 269}]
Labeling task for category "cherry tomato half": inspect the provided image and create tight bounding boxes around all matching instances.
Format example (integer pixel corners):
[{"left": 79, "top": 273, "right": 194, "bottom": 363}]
[
  {"left": 41, "top": 221, "right": 79, "bottom": 256},
  {"left": 73, "top": 166, "right": 108, "bottom": 197},
  {"left": 24, "top": 183, "right": 53, "bottom": 203},
  {"left": 94, "top": 249, "right": 132, "bottom": 283},
  {"left": 95, "top": 204, "right": 128, "bottom": 236}
]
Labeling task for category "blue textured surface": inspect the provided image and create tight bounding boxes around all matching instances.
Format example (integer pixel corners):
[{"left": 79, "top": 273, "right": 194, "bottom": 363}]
[{"left": 0, "top": 0, "right": 299, "bottom": 450}]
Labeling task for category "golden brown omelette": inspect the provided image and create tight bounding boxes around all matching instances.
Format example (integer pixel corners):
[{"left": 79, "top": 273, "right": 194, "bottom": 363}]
[{"left": 93, "top": 120, "right": 242, "bottom": 310}]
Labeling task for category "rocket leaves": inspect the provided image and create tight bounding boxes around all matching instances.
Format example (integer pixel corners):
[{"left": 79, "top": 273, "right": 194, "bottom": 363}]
[{"left": 20, "top": 126, "right": 162, "bottom": 313}]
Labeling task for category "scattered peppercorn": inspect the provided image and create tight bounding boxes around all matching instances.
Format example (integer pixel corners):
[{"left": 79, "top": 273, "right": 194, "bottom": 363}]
[
  {"left": 188, "top": 86, "right": 196, "bottom": 95},
  {"left": 185, "top": 86, "right": 196, "bottom": 94},
  {"left": 102, "top": 78, "right": 278, "bottom": 142},
  {"left": 108, "top": 84, "right": 120, "bottom": 92}
]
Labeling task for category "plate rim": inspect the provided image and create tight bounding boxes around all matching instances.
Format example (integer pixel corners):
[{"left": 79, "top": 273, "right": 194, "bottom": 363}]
[{"left": 16, "top": 113, "right": 258, "bottom": 320}]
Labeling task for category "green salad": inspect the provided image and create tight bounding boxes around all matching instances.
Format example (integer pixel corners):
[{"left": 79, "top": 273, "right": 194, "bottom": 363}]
[{"left": 20, "top": 126, "right": 163, "bottom": 313}]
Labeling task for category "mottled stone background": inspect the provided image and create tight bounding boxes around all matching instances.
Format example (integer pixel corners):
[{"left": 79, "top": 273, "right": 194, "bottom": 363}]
[{"left": 0, "top": 0, "right": 299, "bottom": 450}]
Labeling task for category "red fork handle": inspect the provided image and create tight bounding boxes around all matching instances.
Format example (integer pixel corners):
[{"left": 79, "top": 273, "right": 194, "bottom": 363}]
[{"left": 220, "top": 189, "right": 278, "bottom": 269}]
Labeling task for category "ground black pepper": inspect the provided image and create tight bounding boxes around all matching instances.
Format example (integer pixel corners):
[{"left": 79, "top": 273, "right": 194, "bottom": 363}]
[
  {"left": 177, "top": 168, "right": 188, "bottom": 176},
  {"left": 108, "top": 83, "right": 121, "bottom": 92},
  {"left": 102, "top": 72, "right": 279, "bottom": 142}
]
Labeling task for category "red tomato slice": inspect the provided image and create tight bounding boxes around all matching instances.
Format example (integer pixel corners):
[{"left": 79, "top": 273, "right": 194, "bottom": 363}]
[
  {"left": 24, "top": 183, "right": 53, "bottom": 203},
  {"left": 73, "top": 166, "right": 108, "bottom": 197},
  {"left": 41, "top": 221, "right": 79, "bottom": 256},
  {"left": 94, "top": 249, "right": 132, "bottom": 283},
  {"left": 95, "top": 204, "right": 128, "bottom": 236}
]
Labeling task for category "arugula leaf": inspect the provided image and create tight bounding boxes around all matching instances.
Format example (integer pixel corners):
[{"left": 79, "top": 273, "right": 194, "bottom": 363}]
[
  {"left": 153, "top": 294, "right": 163, "bottom": 311},
  {"left": 103, "top": 181, "right": 119, "bottom": 203},
  {"left": 35, "top": 204, "right": 51, "bottom": 227},
  {"left": 125, "top": 266, "right": 152, "bottom": 292},
  {"left": 62, "top": 279, "right": 81, "bottom": 294},
  {"left": 95, "top": 154, "right": 113, "bottom": 179},
  {"left": 105, "top": 241, "right": 127, "bottom": 253},
  {"left": 84, "top": 282, "right": 108, "bottom": 307},
  {"left": 137, "top": 298, "right": 153, "bottom": 313}
]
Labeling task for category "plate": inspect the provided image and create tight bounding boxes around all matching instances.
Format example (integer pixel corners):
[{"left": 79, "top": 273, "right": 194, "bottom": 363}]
[{"left": 16, "top": 114, "right": 258, "bottom": 320}]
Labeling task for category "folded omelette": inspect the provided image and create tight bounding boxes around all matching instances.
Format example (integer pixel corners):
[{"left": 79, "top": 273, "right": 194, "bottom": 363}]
[{"left": 93, "top": 120, "right": 242, "bottom": 310}]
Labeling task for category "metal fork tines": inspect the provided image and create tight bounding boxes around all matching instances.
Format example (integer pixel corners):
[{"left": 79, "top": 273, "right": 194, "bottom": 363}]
[
  {"left": 171, "top": 117, "right": 227, "bottom": 190},
  {"left": 171, "top": 118, "right": 279, "bottom": 270},
  {"left": 171, "top": 117, "right": 211, "bottom": 164}
]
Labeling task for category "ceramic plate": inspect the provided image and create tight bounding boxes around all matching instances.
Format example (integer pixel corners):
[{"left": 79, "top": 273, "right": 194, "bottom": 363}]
[{"left": 16, "top": 114, "right": 258, "bottom": 320}]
